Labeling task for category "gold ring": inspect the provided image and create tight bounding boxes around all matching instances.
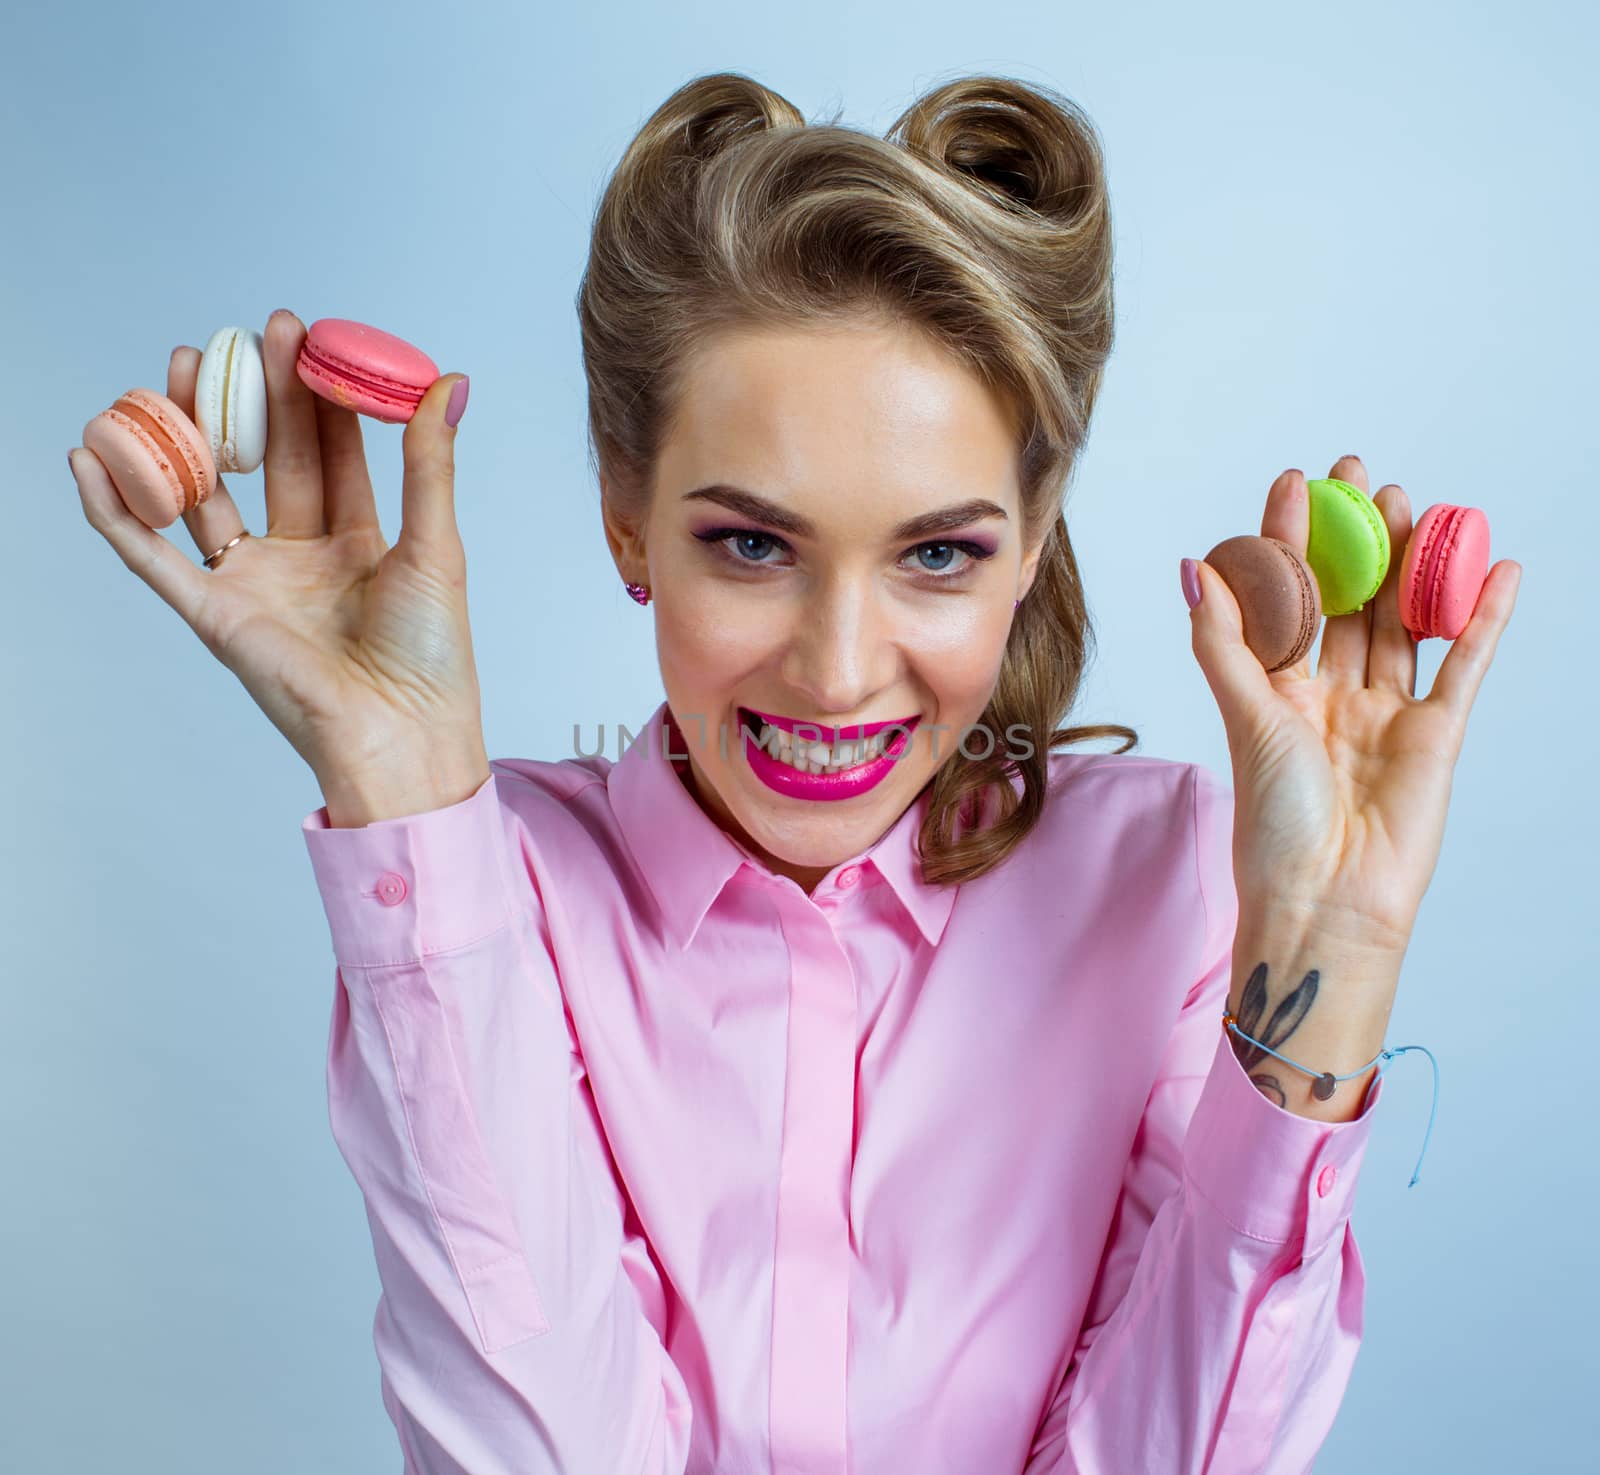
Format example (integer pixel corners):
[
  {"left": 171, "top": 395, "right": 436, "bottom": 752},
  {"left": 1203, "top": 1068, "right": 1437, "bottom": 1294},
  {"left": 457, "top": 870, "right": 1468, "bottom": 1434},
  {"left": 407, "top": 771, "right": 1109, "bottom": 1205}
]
[{"left": 203, "top": 531, "right": 251, "bottom": 570}]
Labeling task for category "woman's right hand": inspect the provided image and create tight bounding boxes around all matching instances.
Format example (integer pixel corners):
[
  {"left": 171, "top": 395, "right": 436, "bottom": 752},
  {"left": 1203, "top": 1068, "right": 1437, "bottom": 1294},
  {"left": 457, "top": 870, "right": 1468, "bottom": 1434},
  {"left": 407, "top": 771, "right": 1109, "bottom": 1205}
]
[{"left": 69, "top": 309, "right": 491, "bottom": 820}]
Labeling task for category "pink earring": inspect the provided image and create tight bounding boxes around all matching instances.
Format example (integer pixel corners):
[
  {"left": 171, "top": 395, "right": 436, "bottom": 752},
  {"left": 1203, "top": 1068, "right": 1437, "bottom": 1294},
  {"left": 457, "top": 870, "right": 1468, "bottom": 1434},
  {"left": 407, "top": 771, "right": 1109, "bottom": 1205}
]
[
  {"left": 1013, "top": 598, "right": 1020, "bottom": 608},
  {"left": 624, "top": 581, "right": 651, "bottom": 605}
]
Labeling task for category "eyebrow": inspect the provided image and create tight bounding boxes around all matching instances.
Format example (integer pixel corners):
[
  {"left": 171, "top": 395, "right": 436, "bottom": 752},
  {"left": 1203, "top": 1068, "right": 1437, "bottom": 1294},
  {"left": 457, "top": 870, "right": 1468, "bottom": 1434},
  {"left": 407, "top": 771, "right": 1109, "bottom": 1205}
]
[{"left": 682, "top": 484, "right": 1009, "bottom": 543}]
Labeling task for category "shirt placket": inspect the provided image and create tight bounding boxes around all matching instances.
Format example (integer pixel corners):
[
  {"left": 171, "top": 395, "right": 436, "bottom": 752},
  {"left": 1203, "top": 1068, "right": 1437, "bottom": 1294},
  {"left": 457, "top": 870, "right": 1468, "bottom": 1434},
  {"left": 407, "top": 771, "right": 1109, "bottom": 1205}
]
[{"left": 768, "top": 891, "right": 859, "bottom": 1474}]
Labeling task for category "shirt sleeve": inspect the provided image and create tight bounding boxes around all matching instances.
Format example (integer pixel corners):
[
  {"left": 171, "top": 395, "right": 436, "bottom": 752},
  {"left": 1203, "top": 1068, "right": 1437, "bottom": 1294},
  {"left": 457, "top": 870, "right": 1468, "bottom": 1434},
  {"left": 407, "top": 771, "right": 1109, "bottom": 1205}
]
[
  {"left": 1024, "top": 763, "right": 1387, "bottom": 1475},
  {"left": 301, "top": 768, "right": 693, "bottom": 1474}
]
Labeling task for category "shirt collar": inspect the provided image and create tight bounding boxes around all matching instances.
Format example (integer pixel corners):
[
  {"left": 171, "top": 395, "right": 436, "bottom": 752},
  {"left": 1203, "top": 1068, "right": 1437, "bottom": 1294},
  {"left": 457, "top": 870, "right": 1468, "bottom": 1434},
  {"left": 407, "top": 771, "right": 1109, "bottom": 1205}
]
[{"left": 606, "top": 699, "right": 958, "bottom": 952}]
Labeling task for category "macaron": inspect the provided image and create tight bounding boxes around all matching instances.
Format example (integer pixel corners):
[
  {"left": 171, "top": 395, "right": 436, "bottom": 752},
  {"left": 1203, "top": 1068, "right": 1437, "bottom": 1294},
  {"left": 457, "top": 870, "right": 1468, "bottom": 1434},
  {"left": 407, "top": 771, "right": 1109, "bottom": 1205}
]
[
  {"left": 1397, "top": 503, "right": 1491, "bottom": 641},
  {"left": 295, "top": 317, "right": 440, "bottom": 423},
  {"left": 1203, "top": 535, "right": 1323, "bottom": 672},
  {"left": 82, "top": 388, "right": 217, "bottom": 529},
  {"left": 1304, "top": 477, "right": 1391, "bottom": 616},
  {"left": 195, "top": 326, "right": 268, "bottom": 473}
]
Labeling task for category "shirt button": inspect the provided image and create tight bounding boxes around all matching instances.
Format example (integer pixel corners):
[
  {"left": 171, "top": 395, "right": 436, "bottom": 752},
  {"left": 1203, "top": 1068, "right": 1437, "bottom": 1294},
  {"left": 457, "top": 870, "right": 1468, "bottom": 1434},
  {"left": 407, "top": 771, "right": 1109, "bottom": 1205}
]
[
  {"left": 375, "top": 872, "right": 408, "bottom": 906},
  {"left": 837, "top": 865, "right": 861, "bottom": 889},
  {"left": 1316, "top": 1163, "right": 1338, "bottom": 1198}
]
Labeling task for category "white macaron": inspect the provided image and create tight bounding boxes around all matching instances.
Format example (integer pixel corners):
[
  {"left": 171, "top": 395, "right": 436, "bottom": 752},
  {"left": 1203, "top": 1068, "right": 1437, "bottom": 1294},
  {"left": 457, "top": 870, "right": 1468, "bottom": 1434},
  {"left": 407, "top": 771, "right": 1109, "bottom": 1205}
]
[{"left": 194, "top": 326, "right": 268, "bottom": 474}]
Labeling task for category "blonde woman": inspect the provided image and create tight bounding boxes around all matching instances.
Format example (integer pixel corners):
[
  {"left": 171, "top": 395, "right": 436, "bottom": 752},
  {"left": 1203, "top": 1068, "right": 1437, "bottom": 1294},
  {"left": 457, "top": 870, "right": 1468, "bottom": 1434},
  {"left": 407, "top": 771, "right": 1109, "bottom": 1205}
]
[{"left": 69, "top": 72, "right": 1519, "bottom": 1475}]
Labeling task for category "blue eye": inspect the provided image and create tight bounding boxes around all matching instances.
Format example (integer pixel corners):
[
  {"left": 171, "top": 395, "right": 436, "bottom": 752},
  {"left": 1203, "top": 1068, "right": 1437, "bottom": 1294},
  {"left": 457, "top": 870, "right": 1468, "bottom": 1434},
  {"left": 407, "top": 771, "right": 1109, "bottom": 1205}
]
[
  {"left": 914, "top": 543, "right": 964, "bottom": 574},
  {"left": 693, "top": 527, "right": 996, "bottom": 583},
  {"left": 725, "top": 531, "right": 781, "bottom": 564}
]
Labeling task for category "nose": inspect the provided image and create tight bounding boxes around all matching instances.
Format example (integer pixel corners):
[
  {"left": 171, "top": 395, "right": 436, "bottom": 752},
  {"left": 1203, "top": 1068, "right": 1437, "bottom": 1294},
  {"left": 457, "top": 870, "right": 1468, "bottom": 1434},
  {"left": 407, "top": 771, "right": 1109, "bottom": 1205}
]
[{"left": 778, "top": 578, "right": 895, "bottom": 717}]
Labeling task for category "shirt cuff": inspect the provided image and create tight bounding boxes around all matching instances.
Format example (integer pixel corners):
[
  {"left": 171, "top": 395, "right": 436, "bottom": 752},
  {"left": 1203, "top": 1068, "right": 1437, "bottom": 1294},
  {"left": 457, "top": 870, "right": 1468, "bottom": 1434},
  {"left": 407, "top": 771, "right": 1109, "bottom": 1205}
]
[
  {"left": 1183, "top": 1020, "right": 1386, "bottom": 1256},
  {"left": 300, "top": 769, "right": 514, "bottom": 967}
]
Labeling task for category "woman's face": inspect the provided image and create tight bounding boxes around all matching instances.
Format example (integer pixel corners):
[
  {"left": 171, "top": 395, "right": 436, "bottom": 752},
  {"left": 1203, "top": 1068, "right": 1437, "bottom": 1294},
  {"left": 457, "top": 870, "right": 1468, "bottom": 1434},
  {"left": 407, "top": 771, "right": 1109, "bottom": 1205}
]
[{"left": 606, "top": 318, "right": 1043, "bottom": 893}]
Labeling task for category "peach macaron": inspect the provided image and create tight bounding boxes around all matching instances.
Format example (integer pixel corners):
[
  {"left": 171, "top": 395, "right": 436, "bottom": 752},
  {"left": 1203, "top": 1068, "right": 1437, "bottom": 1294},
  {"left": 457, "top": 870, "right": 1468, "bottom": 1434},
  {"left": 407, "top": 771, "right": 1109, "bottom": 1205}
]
[{"left": 82, "top": 388, "right": 217, "bottom": 529}]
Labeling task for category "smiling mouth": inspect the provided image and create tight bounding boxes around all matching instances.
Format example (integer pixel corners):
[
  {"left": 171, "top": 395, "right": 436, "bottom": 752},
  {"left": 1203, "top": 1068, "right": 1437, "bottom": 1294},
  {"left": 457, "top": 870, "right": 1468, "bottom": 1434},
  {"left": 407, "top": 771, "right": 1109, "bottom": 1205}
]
[{"left": 736, "top": 706, "right": 921, "bottom": 782}]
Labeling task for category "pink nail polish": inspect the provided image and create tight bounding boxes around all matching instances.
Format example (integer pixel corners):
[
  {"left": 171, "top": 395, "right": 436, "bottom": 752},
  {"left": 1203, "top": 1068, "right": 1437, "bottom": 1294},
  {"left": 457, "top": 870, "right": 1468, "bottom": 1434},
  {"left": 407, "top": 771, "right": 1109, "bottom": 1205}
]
[
  {"left": 1181, "top": 557, "right": 1202, "bottom": 609},
  {"left": 445, "top": 376, "right": 470, "bottom": 428}
]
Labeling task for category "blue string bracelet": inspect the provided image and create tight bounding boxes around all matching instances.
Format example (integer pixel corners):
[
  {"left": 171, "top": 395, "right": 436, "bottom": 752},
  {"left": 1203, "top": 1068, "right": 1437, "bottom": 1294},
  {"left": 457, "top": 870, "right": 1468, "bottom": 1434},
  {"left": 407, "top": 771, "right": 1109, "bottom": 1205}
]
[{"left": 1221, "top": 1012, "right": 1440, "bottom": 1187}]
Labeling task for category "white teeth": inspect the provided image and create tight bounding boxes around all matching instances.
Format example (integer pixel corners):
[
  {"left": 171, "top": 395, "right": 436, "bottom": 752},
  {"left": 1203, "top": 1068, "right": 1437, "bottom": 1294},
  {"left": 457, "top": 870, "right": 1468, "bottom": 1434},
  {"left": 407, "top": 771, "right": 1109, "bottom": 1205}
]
[{"left": 757, "top": 723, "right": 892, "bottom": 774}]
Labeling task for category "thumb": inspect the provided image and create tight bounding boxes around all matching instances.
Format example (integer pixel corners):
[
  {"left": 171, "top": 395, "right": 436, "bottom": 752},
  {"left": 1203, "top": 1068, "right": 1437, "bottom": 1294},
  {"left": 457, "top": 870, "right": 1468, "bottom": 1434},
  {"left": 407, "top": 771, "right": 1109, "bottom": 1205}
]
[
  {"left": 1185, "top": 556, "right": 1278, "bottom": 747},
  {"left": 399, "top": 373, "right": 470, "bottom": 558}
]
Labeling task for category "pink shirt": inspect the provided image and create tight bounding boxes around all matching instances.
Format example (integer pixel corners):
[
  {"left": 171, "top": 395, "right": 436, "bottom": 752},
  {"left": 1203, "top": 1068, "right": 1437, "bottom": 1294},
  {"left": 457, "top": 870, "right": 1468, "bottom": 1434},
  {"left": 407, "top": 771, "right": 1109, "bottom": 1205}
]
[{"left": 301, "top": 697, "right": 1385, "bottom": 1474}]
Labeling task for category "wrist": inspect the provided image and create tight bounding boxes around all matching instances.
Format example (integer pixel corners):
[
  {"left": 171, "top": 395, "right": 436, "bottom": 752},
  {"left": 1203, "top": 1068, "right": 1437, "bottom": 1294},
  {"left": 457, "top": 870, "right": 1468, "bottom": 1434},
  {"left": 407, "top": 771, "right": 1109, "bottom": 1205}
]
[
  {"left": 1238, "top": 889, "right": 1415, "bottom": 962},
  {"left": 1226, "top": 919, "right": 1402, "bottom": 1123},
  {"left": 318, "top": 756, "right": 492, "bottom": 828}
]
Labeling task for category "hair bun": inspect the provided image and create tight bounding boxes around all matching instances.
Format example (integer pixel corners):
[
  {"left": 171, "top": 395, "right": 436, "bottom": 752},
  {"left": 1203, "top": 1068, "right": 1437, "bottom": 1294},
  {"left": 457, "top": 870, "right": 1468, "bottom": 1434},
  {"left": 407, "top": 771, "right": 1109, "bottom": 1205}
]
[
  {"left": 625, "top": 71, "right": 804, "bottom": 185},
  {"left": 887, "top": 77, "right": 1106, "bottom": 226}
]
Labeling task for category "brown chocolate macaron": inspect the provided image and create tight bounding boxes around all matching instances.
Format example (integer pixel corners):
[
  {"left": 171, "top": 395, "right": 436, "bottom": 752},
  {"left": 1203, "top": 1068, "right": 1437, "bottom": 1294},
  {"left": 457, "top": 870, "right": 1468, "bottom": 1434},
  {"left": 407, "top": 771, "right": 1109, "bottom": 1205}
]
[{"left": 1202, "top": 535, "right": 1323, "bottom": 672}]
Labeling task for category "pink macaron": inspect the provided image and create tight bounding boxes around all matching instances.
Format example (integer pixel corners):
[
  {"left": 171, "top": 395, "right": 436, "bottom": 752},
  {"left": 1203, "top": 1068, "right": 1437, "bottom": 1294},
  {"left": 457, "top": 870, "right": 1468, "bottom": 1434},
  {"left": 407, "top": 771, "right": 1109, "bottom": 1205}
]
[
  {"left": 295, "top": 317, "right": 441, "bottom": 422},
  {"left": 1397, "top": 503, "right": 1491, "bottom": 641},
  {"left": 82, "top": 388, "right": 218, "bottom": 529}
]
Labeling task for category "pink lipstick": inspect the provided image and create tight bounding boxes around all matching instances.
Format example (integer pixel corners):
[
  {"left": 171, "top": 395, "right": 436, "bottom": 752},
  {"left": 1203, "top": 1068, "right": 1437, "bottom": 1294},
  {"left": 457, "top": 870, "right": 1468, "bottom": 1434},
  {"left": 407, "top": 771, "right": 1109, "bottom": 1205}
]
[{"left": 739, "top": 708, "right": 919, "bottom": 802}]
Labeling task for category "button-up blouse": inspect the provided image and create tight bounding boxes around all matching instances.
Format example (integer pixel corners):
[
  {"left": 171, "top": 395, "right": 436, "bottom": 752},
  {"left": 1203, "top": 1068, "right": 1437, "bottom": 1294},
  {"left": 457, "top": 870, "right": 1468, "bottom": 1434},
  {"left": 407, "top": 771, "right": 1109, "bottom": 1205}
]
[{"left": 300, "top": 697, "right": 1385, "bottom": 1474}]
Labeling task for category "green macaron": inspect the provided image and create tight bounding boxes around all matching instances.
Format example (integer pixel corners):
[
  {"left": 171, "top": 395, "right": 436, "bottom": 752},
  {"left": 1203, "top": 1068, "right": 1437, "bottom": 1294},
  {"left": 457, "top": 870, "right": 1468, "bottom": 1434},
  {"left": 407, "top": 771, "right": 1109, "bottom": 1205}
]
[{"left": 1304, "top": 477, "right": 1391, "bottom": 616}]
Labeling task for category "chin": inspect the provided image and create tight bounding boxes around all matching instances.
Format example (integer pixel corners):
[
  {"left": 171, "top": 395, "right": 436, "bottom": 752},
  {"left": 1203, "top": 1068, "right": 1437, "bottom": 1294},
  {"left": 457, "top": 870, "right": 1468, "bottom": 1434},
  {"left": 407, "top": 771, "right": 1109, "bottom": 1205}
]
[{"left": 737, "top": 765, "right": 911, "bottom": 849}]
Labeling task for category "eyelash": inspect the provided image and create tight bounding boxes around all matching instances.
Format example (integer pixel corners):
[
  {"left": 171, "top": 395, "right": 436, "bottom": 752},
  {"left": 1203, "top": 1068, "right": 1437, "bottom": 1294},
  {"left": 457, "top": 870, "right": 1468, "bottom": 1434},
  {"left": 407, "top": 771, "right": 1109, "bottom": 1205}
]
[{"left": 693, "top": 527, "right": 997, "bottom": 584}]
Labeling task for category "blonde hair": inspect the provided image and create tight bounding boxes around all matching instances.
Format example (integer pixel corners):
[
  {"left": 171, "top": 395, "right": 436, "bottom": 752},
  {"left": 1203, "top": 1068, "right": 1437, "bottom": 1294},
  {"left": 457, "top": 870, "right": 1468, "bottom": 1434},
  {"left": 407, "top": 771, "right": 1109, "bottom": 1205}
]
[{"left": 577, "top": 71, "right": 1139, "bottom": 887}]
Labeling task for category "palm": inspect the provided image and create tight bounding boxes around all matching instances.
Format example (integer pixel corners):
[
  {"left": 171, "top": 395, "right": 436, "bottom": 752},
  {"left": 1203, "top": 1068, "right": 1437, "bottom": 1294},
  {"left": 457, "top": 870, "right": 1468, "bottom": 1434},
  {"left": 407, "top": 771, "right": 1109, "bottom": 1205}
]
[
  {"left": 1207, "top": 455, "right": 1520, "bottom": 951},
  {"left": 188, "top": 527, "right": 476, "bottom": 774}
]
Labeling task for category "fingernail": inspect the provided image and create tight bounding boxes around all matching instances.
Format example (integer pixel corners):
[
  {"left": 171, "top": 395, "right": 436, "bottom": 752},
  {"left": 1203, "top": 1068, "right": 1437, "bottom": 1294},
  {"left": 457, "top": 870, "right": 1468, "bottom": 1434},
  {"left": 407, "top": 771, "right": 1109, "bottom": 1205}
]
[
  {"left": 1181, "top": 557, "right": 1202, "bottom": 610},
  {"left": 445, "top": 375, "right": 470, "bottom": 428},
  {"left": 67, "top": 449, "right": 75, "bottom": 473}
]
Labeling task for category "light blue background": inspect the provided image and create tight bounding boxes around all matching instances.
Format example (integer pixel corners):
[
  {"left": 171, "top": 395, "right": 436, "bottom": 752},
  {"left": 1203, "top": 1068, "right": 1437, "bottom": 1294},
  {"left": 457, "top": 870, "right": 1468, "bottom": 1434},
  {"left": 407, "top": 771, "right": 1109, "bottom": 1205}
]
[{"left": 5, "top": 1, "right": 1594, "bottom": 1469}]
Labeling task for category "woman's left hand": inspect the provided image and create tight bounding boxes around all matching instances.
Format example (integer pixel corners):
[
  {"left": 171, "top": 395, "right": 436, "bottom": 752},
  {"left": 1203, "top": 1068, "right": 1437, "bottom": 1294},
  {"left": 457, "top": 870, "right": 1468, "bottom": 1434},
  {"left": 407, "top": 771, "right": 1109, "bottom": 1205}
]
[{"left": 1186, "top": 455, "right": 1522, "bottom": 961}]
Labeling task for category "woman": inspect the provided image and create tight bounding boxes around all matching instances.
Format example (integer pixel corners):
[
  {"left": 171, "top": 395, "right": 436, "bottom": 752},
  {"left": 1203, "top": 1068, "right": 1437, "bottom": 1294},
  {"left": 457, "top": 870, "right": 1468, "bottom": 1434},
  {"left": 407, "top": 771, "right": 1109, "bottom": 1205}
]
[{"left": 68, "top": 72, "right": 1518, "bottom": 1475}]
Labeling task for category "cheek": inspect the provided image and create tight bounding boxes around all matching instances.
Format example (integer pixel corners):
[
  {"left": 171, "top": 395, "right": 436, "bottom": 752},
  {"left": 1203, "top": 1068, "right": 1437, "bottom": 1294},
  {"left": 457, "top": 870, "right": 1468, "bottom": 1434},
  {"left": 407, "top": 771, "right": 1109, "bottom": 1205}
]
[
  {"left": 922, "top": 656, "right": 1006, "bottom": 718},
  {"left": 904, "top": 609, "right": 1010, "bottom": 695},
  {"left": 655, "top": 594, "right": 776, "bottom": 692}
]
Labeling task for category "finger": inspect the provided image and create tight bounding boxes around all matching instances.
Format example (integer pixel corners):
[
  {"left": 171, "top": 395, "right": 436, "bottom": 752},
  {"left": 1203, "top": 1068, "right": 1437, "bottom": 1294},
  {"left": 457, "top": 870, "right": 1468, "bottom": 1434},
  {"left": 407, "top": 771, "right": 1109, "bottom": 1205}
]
[
  {"left": 397, "top": 373, "right": 470, "bottom": 564},
  {"left": 1428, "top": 559, "right": 1522, "bottom": 722},
  {"left": 1187, "top": 556, "right": 1279, "bottom": 753},
  {"left": 1258, "top": 466, "right": 1316, "bottom": 682},
  {"left": 165, "top": 345, "right": 251, "bottom": 562},
  {"left": 1328, "top": 452, "right": 1369, "bottom": 498},
  {"left": 1260, "top": 466, "right": 1310, "bottom": 553},
  {"left": 69, "top": 446, "right": 211, "bottom": 630},
  {"left": 1315, "top": 453, "right": 1374, "bottom": 692},
  {"left": 312, "top": 392, "right": 380, "bottom": 537},
  {"left": 261, "top": 308, "right": 325, "bottom": 539},
  {"left": 1366, "top": 483, "right": 1418, "bottom": 697}
]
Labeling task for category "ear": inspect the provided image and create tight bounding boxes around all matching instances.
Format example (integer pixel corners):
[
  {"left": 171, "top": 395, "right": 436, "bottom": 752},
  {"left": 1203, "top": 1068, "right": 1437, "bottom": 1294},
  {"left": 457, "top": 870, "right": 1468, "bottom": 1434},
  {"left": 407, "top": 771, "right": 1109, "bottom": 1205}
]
[
  {"left": 599, "top": 474, "right": 649, "bottom": 586},
  {"left": 1016, "top": 528, "right": 1047, "bottom": 603}
]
